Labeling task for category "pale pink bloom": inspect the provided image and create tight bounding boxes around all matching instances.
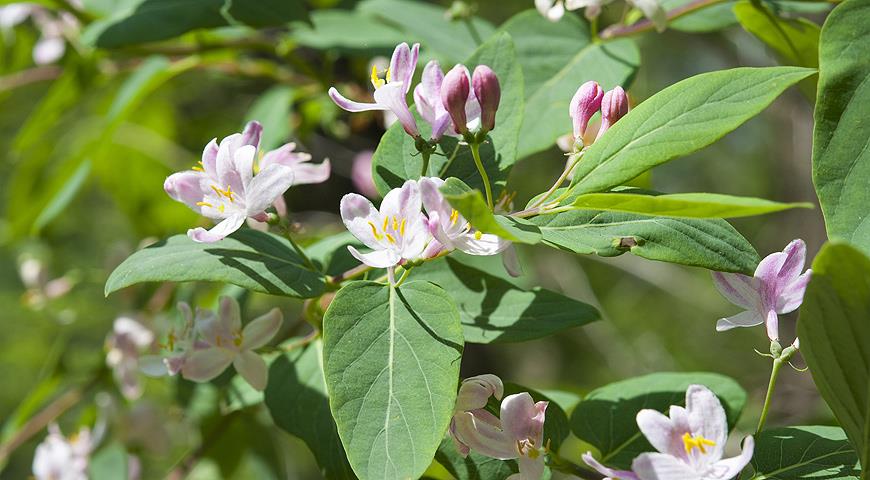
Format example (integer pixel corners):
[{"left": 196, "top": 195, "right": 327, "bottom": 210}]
[
  {"left": 351, "top": 150, "right": 379, "bottom": 199},
  {"left": 329, "top": 43, "right": 421, "bottom": 137},
  {"left": 535, "top": 0, "right": 566, "bottom": 21},
  {"left": 18, "top": 257, "right": 73, "bottom": 309},
  {"left": 340, "top": 180, "right": 430, "bottom": 269},
  {"left": 583, "top": 453, "right": 640, "bottom": 480},
  {"left": 712, "top": 239, "right": 811, "bottom": 341},
  {"left": 419, "top": 177, "right": 509, "bottom": 257},
  {"left": 139, "top": 302, "right": 197, "bottom": 377},
  {"left": 0, "top": 3, "right": 78, "bottom": 65},
  {"left": 32, "top": 424, "right": 93, "bottom": 480},
  {"left": 106, "top": 316, "right": 154, "bottom": 400},
  {"left": 181, "top": 296, "right": 282, "bottom": 391},
  {"left": 449, "top": 374, "right": 549, "bottom": 480},
  {"left": 414, "top": 60, "right": 481, "bottom": 140},
  {"left": 164, "top": 121, "right": 296, "bottom": 242},
  {"left": 631, "top": 385, "right": 754, "bottom": 480}
]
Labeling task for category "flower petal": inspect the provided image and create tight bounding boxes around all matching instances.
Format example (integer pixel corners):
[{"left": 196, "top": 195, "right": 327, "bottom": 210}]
[
  {"left": 451, "top": 410, "right": 517, "bottom": 459},
  {"left": 347, "top": 245, "right": 400, "bottom": 269},
  {"left": 181, "top": 348, "right": 233, "bottom": 382},
  {"left": 188, "top": 214, "right": 246, "bottom": 243},
  {"left": 240, "top": 121, "right": 262, "bottom": 148},
  {"left": 201, "top": 138, "right": 219, "bottom": 176},
  {"left": 245, "top": 164, "right": 295, "bottom": 214},
  {"left": 776, "top": 270, "right": 811, "bottom": 314},
  {"left": 241, "top": 308, "right": 282, "bottom": 350},
  {"left": 233, "top": 350, "right": 269, "bottom": 391},
  {"left": 454, "top": 233, "right": 509, "bottom": 256},
  {"left": 709, "top": 436, "right": 754, "bottom": 480},
  {"left": 715, "top": 310, "right": 764, "bottom": 332},
  {"left": 373, "top": 82, "right": 419, "bottom": 136},
  {"left": 501, "top": 393, "right": 547, "bottom": 445},
  {"left": 456, "top": 374, "right": 504, "bottom": 411},
  {"left": 685, "top": 385, "right": 727, "bottom": 461},
  {"left": 711, "top": 272, "right": 761, "bottom": 310},
  {"left": 513, "top": 454, "right": 546, "bottom": 480},
  {"left": 501, "top": 245, "right": 523, "bottom": 277},
  {"left": 632, "top": 452, "right": 703, "bottom": 480},
  {"left": 389, "top": 42, "right": 419, "bottom": 93},
  {"left": 419, "top": 177, "right": 449, "bottom": 218},
  {"left": 765, "top": 308, "right": 780, "bottom": 342},
  {"left": 219, "top": 296, "right": 243, "bottom": 333},
  {"left": 328, "top": 87, "right": 385, "bottom": 112},
  {"left": 637, "top": 409, "right": 685, "bottom": 458},
  {"left": 583, "top": 452, "right": 640, "bottom": 480},
  {"left": 164, "top": 171, "right": 206, "bottom": 212},
  {"left": 340, "top": 193, "right": 382, "bottom": 249},
  {"left": 380, "top": 179, "right": 422, "bottom": 221}
]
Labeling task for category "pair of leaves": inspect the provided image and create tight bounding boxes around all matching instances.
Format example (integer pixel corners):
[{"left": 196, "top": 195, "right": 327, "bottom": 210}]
[
  {"left": 82, "top": 0, "right": 309, "bottom": 48},
  {"left": 798, "top": 242, "right": 870, "bottom": 471},
  {"left": 499, "top": 10, "right": 640, "bottom": 159},
  {"left": 371, "top": 32, "right": 524, "bottom": 196},
  {"left": 105, "top": 229, "right": 326, "bottom": 298},
  {"left": 571, "top": 372, "right": 746, "bottom": 469},
  {"left": 322, "top": 281, "right": 464, "bottom": 480},
  {"left": 812, "top": 0, "right": 870, "bottom": 256},
  {"left": 567, "top": 66, "right": 816, "bottom": 196}
]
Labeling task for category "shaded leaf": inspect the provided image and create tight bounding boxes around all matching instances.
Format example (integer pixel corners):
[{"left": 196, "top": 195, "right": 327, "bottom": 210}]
[{"left": 750, "top": 426, "right": 861, "bottom": 479}]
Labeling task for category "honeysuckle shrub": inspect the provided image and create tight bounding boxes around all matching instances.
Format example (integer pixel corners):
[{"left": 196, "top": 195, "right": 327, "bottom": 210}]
[{"left": 0, "top": 0, "right": 867, "bottom": 479}]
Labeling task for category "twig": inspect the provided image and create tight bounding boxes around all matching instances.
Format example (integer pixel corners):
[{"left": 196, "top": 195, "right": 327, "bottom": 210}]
[
  {"left": 0, "top": 66, "right": 63, "bottom": 92},
  {"left": 600, "top": 0, "right": 730, "bottom": 39}
]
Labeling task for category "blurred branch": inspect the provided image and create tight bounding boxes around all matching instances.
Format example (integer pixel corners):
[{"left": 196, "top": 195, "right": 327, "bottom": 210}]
[
  {"left": 600, "top": 0, "right": 731, "bottom": 39},
  {"left": 122, "top": 37, "right": 276, "bottom": 57},
  {"left": 0, "top": 66, "right": 63, "bottom": 92},
  {"left": 50, "top": 0, "right": 95, "bottom": 23}
]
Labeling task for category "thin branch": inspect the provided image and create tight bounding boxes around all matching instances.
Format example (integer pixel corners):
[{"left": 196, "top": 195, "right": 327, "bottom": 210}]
[
  {"left": 0, "top": 66, "right": 63, "bottom": 92},
  {"left": 600, "top": 0, "right": 730, "bottom": 39}
]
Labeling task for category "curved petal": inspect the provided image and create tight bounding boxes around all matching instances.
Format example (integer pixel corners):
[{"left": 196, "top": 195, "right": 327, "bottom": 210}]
[
  {"left": 456, "top": 374, "right": 504, "bottom": 411},
  {"left": 764, "top": 308, "right": 780, "bottom": 342},
  {"left": 454, "top": 233, "right": 508, "bottom": 256},
  {"left": 292, "top": 159, "right": 331, "bottom": 186},
  {"left": 234, "top": 144, "right": 256, "bottom": 192},
  {"left": 501, "top": 393, "right": 547, "bottom": 445},
  {"left": 636, "top": 409, "right": 684, "bottom": 457},
  {"left": 711, "top": 272, "right": 761, "bottom": 310},
  {"left": 380, "top": 179, "right": 422, "bottom": 221},
  {"left": 419, "top": 177, "right": 449, "bottom": 218},
  {"left": 776, "top": 270, "right": 811, "bottom": 314},
  {"left": 399, "top": 218, "right": 431, "bottom": 260},
  {"left": 240, "top": 121, "right": 262, "bottom": 148},
  {"left": 219, "top": 296, "right": 242, "bottom": 333},
  {"left": 340, "top": 193, "right": 382, "bottom": 249},
  {"left": 245, "top": 164, "right": 294, "bottom": 214},
  {"left": 715, "top": 310, "right": 763, "bottom": 332},
  {"left": 373, "top": 83, "right": 419, "bottom": 136},
  {"left": 583, "top": 452, "right": 640, "bottom": 480},
  {"left": 188, "top": 214, "right": 246, "bottom": 243},
  {"left": 501, "top": 245, "right": 523, "bottom": 278},
  {"left": 164, "top": 171, "right": 206, "bottom": 212},
  {"left": 685, "top": 385, "right": 727, "bottom": 461},
  {"left": 347, "top": 245, "right": 400, "bottom": 269},
  {"left": 773, "top": 239, "right": 807, "bottom": 288},
  {"left": 241, "top": 308, "right": 282, "bottom": 350},
  {"left": 233, "top": 350, "right": 269, "bottom": 391},
  {"left": 201, "top": 138, "right": 219, "bottom": 176},
  {"left": 328, "top": 87, "right": 384, "bottom": 112},
  {"left": 181, "top": 348, "right": 233, "bottom": 382},
  {"left": 514, "top": 454, "right": 546, "bottom": 480},
  {"left": 709, "top": 436, "right": 753, "bottom": 480},
  {"left": 632, "top": 453, "right": 703, "bottom": 480},
  {"left": 389, "top": 42, "right": 419, "bottom": 93},
  {"left": 451, "top": 411, "right": 517, "bottom": 459}
]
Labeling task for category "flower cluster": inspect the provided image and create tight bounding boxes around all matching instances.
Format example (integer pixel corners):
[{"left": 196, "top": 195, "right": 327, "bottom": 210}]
[
  {"left": 712, "top": 239, "right": 811, "bottom": 343},
  {"left": 449, "top": 375, "right": 549, "bottom": 480},
  {"left": 32, "top": 424, "right": 93, "bottom": 480},
  {"left": 143, "top": 297, "right": 282, "bottom": 391},
  {"left": 329, "top": 42, "right": 502, "bottom": 143},
  {"left": 567, "top": 80, "right": 629, "bottom": 152},
  {"left": 339, "top": 177, "right": 517, "bottom": 277},
  {"left": 105, "top": 316, "right": 155, "bottom": 400},
  {"left": 535, "top": 0, "right": 666, "bottom": 33},
  {"left": 164, "top": 121, "right": 330, "bottom": 243},
  {"left": 0, "top": 2, "right": 79, "bottom": 65},
  {"left": 583, "top": 384, "right": 754, "bottom": 480}
]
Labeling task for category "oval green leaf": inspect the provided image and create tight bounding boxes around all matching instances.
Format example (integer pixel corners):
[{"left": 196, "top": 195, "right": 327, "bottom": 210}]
[
  {"left": 749, "top": 426, "right": 861, "bottom": 479},
  {"left": 570, "top": 192, "right": 812, "bottom": 219}
]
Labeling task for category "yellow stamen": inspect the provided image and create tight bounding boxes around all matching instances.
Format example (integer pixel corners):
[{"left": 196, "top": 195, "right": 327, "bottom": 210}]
[
  {"left": 392, "top": 216, "right": 398, "bottom": 231},
  {"left": 368, "top": 221, "right": 383, "bottom": 240},
  {"left": 196, "top": 201, "right": 213, "bottom": 208},
  {"left": 192, "top": 166, "right": 204, "bottom": 172},
  {"left": 682, "top": 432, "right": 716, "bottom": 454},
  {"left": 400, "top": 218, "right": 407, "bottom": 236},
  {"left": 385, "top": 67, "right": 391, "bottom": 83},
  {"left": 218, "top": 205, "right": 225, "bottom": 213},
  {"left": 385, "top": 233, "right": 396, "bottom": 244},
  {"left": 370, "top": 65, "right": 385, "bottom": 89},
  {"left": 233, "top": 334, "right": 243, "bottom": 347},
  {"left": 167, "top": 332, "right": 176, "bottom": 351},
  {"left": 474, "top": 231, "right": 483, "bottom": 240},
  {"left": 449, "top": 209, "right": 459, "bottom": 226},
  {"left": 211, "top": 184, "right": 235, "bottom": 202},
  {"left": 382, "top": 217, "right": 389, "bottom": 231}
]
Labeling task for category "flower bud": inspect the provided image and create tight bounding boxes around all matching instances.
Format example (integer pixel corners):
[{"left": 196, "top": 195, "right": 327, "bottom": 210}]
[
  {"left": 569, "top": 81, "right": 603, "bottom": 139},
  {"left": 472, "top": 65, "right": 500, "bottom": 134},
  {"left": 596, "top": 86, "right": 629, "bottom": 140},
  {"left": 441, "top": 65, "right": 471, "bottom": 134}
]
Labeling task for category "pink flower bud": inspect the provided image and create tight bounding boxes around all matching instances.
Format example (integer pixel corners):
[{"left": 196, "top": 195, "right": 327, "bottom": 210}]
[
  {"left": 569, "top": 81, "right": 603, "bottom": 139},
  {"left": 596, "top": 86, "right": 629, "bottom": 140},
  {"left": 441, "top": 65, "right": 471, "bottom": 134},
  {"left": 472, "top": 65, "right": 500, "bottom": 134}
]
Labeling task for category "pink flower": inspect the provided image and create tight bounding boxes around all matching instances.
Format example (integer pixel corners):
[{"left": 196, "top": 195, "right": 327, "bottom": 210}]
[
  {"left": 570, "top": 81, "right": 604, "bottom": 142},
  {"left": 106, "top": 316, "right": 155, "bottom": 400},
  {"left": 414, "top": 61, "right": 482, "bottom": 140},
  {"left": 596, "top": 86, "right": 629, "bottom": 140},
  {"left": 449, "top": 374, "right": 549, "bottom": 480},
  {"left": 712, "top": 239, "right": 812, "bottom": 341},
  {"left": 351, "top": 150, "right": 379, "bottom": 199}
]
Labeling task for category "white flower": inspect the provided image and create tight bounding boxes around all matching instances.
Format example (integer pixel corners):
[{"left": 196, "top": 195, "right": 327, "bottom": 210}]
[{"left": 32, "top": 424, "right": 92, "bottom": 480}]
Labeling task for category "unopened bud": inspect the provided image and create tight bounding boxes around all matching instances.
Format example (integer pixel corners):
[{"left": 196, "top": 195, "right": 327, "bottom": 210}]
[
  {"left": 570, "top": 81, "right": 603, "bottom": 139},
  {"left": 596, "top": 86, "right": 629, "bottom": 140},
  {"left": 472, "top": 65, "right": 500, "bottom": 134},
  {"left": 441, "top": 65, "right": 471, "bottom": 135}
]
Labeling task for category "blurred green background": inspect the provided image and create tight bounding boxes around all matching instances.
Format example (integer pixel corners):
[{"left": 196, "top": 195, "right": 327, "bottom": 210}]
[{"left": 0, "top": 0, "right": 832, "bottom": 478}]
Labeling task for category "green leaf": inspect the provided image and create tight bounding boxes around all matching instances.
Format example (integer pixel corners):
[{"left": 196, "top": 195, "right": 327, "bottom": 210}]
[
  {"left": 734, "top": 1, "right": 820, "bottom": 99},
  {"left": 661, "top": 0, "right": 739, "bottom": 32},
  {"left": 290, "top": 9, "right": 407, "bottom": 53},
  {"left": 797, "top": 242, "right": 870, "bottom": 468},
  {"left": 414, "top": 256, "right": 600, "bottom": 343},
  {"left": 244, "top": 85, "right": 294, "bottom": 151},
  {"left": 371, "top": 32, "right": 523, "bottom": 196},
  {"left": 435, "top": 437, "right": 517, "bottom": 480},
  {"left": 265, "top": 341, "right": 356, "bottom": 480},
  {"left": 356, "top": 0, "right": 495, "bottom": 63},
  {"left": 528, "top": 208, "right": 760, "bottom": 274},
  {"left": 570, "top": 192, "right": 812, "bottom": 219},
  {"left": 89, "top": 443, "right": 129, "bottom": 480},
  {"left": 440, "top": 178, "right": 541, "bottom": 244},
  {"left": 323, "top": 281, "right": 464, "bottom": 480},
  {"left": 750, "top": 426, "right": 861, "bottom": 479},
  {"left": 105, "top": 229, "right": 325, "bottom": 298},
  {"left": 82, "top": 0, "right": 308, "bottom": 48},
  {"left": 568, "top": 67, "right": 816, "bottom": 195},
  {"left": 571, "top": 372, "right": 746, "bottom": 469},
  {"left": 499, "top": 10, "right": 640, "bottom": 159},
  {"left": 812, "top": 0, "right": 870, "bottom": 256}
]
